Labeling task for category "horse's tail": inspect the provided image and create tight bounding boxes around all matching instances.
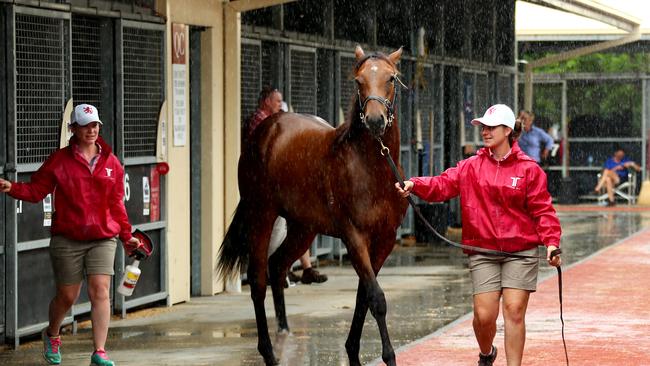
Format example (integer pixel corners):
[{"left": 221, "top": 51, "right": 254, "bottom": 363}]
[{"left": 217, "top": 202, "right": 250, "bottom": 281}]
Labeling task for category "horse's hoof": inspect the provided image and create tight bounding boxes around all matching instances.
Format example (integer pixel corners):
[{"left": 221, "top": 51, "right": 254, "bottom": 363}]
[{"left": 264, "top": 356, "right": 280, "bottom": 366}]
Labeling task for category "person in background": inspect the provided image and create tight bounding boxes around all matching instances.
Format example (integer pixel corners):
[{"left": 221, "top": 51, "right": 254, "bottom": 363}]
[
  {"left": 593, "top": 147, "right": 641, "bottom": 206},
  {"left": 246, "top": 86, "right": 328, "bottom": 285},
  {"left": 0, "top": 104, "right": 141, "bottom": 366},
  {"left": 395, "top": 104, "right": 562, "bottom": 366},
  {"left": 517, "top": 110, "right": 554, "bottom": 165}
]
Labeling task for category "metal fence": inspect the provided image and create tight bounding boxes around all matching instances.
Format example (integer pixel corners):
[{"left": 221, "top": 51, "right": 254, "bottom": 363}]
[
  {"left": 72, "top": 16, "right": 102, "bottom": 109},
  {"left": 15, "top": 13, "right": 70, "bottom": 166},
  {"left": 122, "top": 23, "right": 164, "bottom": 160},
  {"left": 288, "top": 46, "right": 317, "bottom": 114},
  {"left": 241, "top": 39, "right": 262, "bottom": 125}
]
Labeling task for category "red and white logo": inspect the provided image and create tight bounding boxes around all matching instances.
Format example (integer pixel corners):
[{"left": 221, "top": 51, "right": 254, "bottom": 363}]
[
  {"left": 487, "top": 106, "right": 497, "bottom": 115},
  {"left": 105, "top": 168, "right": 113, "bottom": 177},
  {"left": 511, "top": 176, "right": 521, "bottom": 188},
  {"left": 84, "top": 106, "right": 93, "bottom": 114}
]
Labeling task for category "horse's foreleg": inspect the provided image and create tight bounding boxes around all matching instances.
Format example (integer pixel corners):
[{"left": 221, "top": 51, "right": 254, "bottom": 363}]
[
  {"left": 366, "top": 279, "right": 395, "bottom": 366},
  {"left": 344, "top": 232, "right": 396, "bottom": 366},
  {"left": 345, "top": 280, "right": 368, "bottom": 366}
]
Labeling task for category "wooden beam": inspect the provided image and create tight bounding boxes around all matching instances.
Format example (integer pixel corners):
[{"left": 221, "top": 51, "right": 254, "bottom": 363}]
[
  {"left": 226, "top": 0, "right": 296, "bottom": 13},
  {"left": 524, "top": 0, "right": 640, "bottom": 33}
]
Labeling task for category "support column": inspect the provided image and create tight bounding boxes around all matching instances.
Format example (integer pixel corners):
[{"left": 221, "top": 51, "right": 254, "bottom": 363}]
[{"left": 223, "top": 4, "right": 242, "bottom": 292}]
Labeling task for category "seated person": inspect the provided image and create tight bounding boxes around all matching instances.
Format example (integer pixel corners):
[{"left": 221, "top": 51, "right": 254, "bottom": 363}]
[{"left": 594, "top": 148, "right": 641, "bottom": 206}]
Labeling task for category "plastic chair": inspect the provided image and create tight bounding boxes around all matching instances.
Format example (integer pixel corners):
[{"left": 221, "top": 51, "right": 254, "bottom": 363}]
[{"left": 596, "top": 169, "right": 637, "bottom": 205}]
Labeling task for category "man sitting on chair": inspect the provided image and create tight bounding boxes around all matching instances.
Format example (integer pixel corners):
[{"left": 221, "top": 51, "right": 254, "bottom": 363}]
[{"left": 594, "top": 147, "right": 641, "bottom": 206}]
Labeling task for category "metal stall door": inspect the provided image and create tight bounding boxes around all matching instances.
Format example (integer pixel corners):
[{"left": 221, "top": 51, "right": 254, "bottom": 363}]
[
  {"left": 461, "top": 70, "right": 489, "bottom": 149},
  {"left": 417, "top": 64, "right": 435, "bottom": 177},
  {"left": 9, "top": 7, "right": 72, "bottom": 343},
  {"left": 189, "top": 26, "right": 203, "bottom": 296},
  {"left": 69, "top": 13, "right": 112, "bottom": 319},
  {"left": 315, "top": 48, "right": 340, "bottom": 261},
  {"left": 336, "top": 52, "right": 356, "bottom": 126},
  {"left": 316, "top": 49, "right": 334, "bottom": 124},
  {"left": 287, "top": 45, "right": 317, "bottom": 115},
  {"left": 115, "top": 19, "right": 167, "bottom": 315},
  {"left": 497, "top": 73, "right": 514, "bottom": 107},
  {"left": 0, "top": 4, "right": 7, "bottom": 343},
  {"left": 413, "top": 63, "right": 447, "bottom": 244},
  {"left": 286, "top": 45, "right": 332, "bottom": 261},
  {"left": 399, "top": 59, "right": 415, "bottom": 236},
  {"left": 240, "top": 38, "right": 262, "bottom": 131}
]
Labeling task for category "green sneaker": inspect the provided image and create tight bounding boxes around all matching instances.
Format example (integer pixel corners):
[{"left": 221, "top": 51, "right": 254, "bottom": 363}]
[
  {"left": 90, "top": 349, "right": 115, "bottom": 366},
  {"left": 42, "top": 330, "right": 62, "bottom": 365}
]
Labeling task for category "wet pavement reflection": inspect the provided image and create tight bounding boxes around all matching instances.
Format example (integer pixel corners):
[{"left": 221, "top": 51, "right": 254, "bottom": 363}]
[{"left": 2, "top": 210, "right": 648, "bottom": 366}]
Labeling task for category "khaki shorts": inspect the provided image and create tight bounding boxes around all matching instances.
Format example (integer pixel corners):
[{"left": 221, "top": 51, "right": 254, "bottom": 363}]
[
  {"left": 468, "top": 248, "right": 539, "bottom": 294},
  {"left": 49, "top": 235, "right": 117, "bottom": 285}
]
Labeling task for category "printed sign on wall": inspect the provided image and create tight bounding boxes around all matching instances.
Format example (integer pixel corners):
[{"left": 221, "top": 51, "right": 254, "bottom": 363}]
[
  {"left": 43, "top": 194, "right": 53, "bottom": 226},
  {"left": 172, "top": 23, "right": 187, "bottom": 146},
  {"left": 143, "top": 176, "right": 150, "bottom": 216}
]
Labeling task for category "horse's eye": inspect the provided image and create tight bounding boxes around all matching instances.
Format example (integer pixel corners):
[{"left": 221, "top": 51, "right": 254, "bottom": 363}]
[{"left": 389, "top": 75, "right": 395, "bottom": 83}]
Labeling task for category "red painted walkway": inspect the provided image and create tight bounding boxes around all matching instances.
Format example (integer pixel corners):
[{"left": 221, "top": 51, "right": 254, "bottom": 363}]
[{"left": 388, "top": 229, "right": 650, "bottom": 366}]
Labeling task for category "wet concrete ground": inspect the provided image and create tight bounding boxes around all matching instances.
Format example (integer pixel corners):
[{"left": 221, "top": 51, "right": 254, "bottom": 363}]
[{"left": 2, "top": 207, "right": 649, "bottom": 365}]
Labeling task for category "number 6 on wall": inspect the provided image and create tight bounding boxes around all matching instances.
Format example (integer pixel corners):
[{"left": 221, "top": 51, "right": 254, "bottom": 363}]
[{"left": 124, "top": 172, "right": 131, "bottom": 201}]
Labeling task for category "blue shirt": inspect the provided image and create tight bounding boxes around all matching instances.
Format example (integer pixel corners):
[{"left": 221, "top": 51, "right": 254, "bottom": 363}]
[
  {"left": 604, "top": 157, "right": 631, "bottom": 180},
  {"left": 518, "top": 125, "right": 555, "bottom": 163}
]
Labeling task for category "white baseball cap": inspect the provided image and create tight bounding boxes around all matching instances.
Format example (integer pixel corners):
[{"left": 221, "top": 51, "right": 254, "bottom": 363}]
[
  {"left": 471, "top": 104, "right": 515, "bottom": 130},
  {"left": 71, "top": 104, "right": 102, "bottom": 126}
]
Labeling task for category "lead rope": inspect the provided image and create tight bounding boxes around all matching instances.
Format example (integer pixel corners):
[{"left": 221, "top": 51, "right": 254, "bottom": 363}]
[
  {"left": 378, "top": 139, "right": 568, "bottom": 365},
  {"left": 557, "top": 265, "right": 569, "bottom": 365}
]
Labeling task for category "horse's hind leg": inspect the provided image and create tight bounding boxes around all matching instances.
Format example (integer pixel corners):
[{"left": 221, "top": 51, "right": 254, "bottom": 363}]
[
  {"left": 247, "top": 212, "right": 280, "bottom": 365},
  {"left": 268, "top": 220, "right": 316, "bottom": 332}
]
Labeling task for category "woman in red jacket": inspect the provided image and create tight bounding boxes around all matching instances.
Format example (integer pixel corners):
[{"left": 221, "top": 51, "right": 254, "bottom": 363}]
[
  {"left": 0, "top": 104, "right": 139, "bottom": 366},
  {"left": 396, "top": 104, "right": 562, "bottom": 366}
]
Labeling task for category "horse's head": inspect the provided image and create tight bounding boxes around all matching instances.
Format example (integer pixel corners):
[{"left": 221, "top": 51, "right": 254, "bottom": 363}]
[{"left": 354, "top": 45, "right": 404, "bottom": 138}]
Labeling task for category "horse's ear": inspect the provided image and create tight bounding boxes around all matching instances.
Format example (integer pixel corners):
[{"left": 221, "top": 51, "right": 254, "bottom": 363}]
[
  {"left": 355, "top": 45, "right": 365, "bottom": 61},
  {"left": 388, "top": 47, "right": 403, "bottom": 65}
]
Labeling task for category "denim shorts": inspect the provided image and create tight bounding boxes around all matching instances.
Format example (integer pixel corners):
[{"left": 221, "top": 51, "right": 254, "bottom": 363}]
[
  {"left": 49, "top": 235, "right": 117, "bottom": 285},
  {"left": 468, "top": 248, "right": 539, "bottom": 294}
]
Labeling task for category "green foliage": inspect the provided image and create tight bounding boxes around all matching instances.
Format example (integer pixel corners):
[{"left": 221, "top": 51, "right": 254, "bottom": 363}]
[
  {"left": 519, "top": 51, "right": 646, "bottom": 137},
  {"left": 525, "top": 52, "right": 650, "bottom": 74}
]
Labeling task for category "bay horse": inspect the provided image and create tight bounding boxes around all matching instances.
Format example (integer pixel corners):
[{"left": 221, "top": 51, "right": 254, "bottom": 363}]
[{"left": 218, "top": 46, "right": 408, "bottom": 366}]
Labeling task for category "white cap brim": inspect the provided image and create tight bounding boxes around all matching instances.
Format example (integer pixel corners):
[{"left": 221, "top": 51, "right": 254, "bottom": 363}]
[{"left": 470, "top": 116, "right": 514, "bottom": 129}]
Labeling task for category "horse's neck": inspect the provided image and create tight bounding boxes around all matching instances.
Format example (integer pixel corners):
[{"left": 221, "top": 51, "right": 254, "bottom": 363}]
[
  {"left": 336, "top": 102, "right": 400, "bottom": 150},
  {"left": 334, "top": 116, "right": 400, "bottom": 166}
]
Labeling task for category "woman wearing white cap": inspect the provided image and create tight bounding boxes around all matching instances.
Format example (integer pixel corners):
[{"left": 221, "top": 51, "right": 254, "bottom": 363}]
[
  {"left": 0, "top": 104, "right": 140, "bottom": 366},
  {"left": 395, "top": 104, "right": 562, "bottom": 366}
]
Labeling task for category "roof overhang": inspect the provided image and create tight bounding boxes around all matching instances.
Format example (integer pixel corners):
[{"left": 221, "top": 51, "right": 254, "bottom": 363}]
[
  {"left": 225, "top": 0, "right": 297, "bottom": 13},
  {"left": 523, "top": 0, "right": 641, "bottom": 33}
]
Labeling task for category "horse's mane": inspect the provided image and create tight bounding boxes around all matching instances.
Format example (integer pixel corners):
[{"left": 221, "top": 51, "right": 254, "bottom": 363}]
[{"left": 334, "top": 52, "right": 400, "bottom": 147}]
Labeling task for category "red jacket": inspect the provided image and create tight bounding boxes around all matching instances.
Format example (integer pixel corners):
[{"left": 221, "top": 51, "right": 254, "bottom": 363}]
[
  {"left": 9, "top": 136, "right": 132, "bottom": 243},
  {"left": 410, "top": 143, "right": 561, "bottom": 254}
]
